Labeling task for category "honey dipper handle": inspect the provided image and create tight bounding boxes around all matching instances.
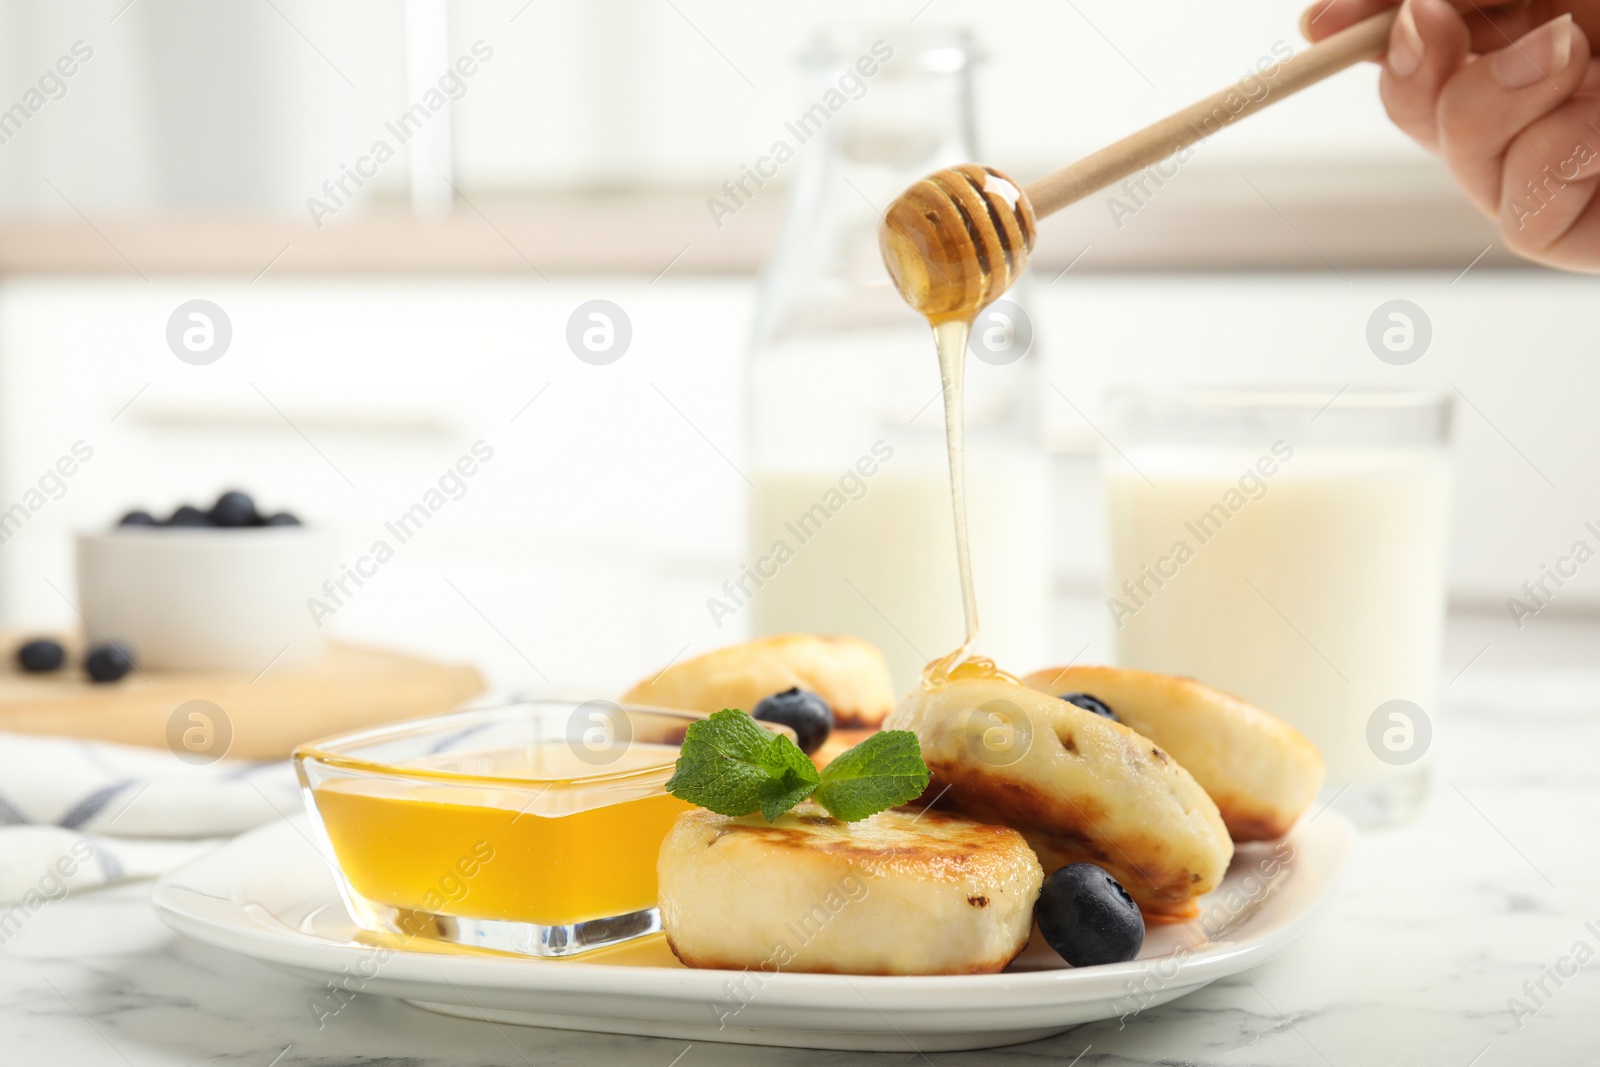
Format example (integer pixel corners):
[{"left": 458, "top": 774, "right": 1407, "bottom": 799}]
[{"left": 1023, "top": 8, "right": 1399, "bottom": 219}]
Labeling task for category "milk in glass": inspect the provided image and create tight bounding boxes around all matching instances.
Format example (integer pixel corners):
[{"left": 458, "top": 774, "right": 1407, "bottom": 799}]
[{"left": 1104, "top": 390, "right": 1452, "bottom": 826}]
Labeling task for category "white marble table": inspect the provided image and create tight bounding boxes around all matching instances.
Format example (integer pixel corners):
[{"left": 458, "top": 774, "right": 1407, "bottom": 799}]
[{"left": 3, "top": 667, "right": 1596, "bottom": 1066}]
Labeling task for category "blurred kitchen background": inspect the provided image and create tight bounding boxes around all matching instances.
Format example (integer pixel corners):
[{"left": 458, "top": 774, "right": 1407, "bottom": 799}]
[{"left": 0, "top": 0, "right": 1592, "bottom": 696}]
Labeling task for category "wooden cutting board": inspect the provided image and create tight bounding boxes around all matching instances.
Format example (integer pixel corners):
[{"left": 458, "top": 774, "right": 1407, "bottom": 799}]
[{"left": 0, "top": 636, "right": 485, "bottom": 759}]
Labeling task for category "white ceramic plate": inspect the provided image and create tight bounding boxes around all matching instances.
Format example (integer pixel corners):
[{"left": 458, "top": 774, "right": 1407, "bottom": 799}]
[{"left": 153, "top": 812, "right": 1354, "bottom": 1052}]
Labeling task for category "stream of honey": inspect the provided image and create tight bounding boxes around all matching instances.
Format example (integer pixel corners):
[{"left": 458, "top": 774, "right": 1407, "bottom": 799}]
[
  {"left": 925, "top": 318, "right": 981, "bottom": 684},
  {"left": 917, "top": 318, "right": 1015, "bottom": 689},
  {"left": 879, "top": 166, "right": 1033, "bottom": 690}
]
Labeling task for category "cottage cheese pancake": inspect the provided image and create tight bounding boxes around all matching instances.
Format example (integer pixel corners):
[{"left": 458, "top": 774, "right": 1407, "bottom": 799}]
[{"left": 658, "top": 803, "right": 1041, "bottom": 975}]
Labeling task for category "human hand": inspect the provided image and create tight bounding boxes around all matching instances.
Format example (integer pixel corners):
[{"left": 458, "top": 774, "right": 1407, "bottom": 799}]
[{"left": 1303, "top": 0, "right": 1600, "bottom": 271}]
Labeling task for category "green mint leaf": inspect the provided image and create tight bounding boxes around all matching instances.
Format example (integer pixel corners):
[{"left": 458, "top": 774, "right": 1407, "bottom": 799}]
[
  {"left": 665, "top": 709, "right": 819, "bottom": 820},
  {"left": 665, "top": 709, "right": 782, "bottom": 817},
  {"left": 812, "top": 730, "right": 931, "bottom": 822},
  {"left": 755, "top": 731, "right": 821, "bottom": 821}
]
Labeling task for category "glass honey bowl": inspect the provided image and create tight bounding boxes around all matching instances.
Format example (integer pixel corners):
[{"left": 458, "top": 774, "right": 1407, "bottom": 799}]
[{"left": 293, "top": 699, "right": 715, "bottom": 958}]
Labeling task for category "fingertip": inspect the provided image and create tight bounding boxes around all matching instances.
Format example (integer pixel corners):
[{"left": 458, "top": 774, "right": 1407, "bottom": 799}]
[
  {"left": 1381, "top": 0, "right": 1469, "bottom": 81},
  {"left": 1299, "top": 3, "right": 1326, "bottom": 41},
  {"left": 1489, "top": 13, "right": 1584, "bottom": 89},
  {"left": 1410, "top": 0, "right": 1470, "bottom": 43},
  {"left": 1300, "top": 3, "right": 1323, "bottom": 41},
  {"left": 1300, "top": 0, "right": 1359, "bottom": 42},
  {"left": 1376, "top": 0, "right": 1471, "bottom": 150},
  {"left": 1397, "top": 0, "right": 1473, "bottom": 72},
  {"left": 1389, "top": 0, "right": 1425, "bottom": 78}
]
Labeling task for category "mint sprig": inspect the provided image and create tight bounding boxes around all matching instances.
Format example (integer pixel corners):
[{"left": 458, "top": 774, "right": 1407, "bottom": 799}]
[{"left": 665, "top": 709, "right": 930, "bottom": 823}]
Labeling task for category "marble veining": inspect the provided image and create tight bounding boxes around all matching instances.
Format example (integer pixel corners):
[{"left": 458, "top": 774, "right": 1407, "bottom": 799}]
[{"left": 3, "top": 668, "right": 1598, "bottom": 1065}]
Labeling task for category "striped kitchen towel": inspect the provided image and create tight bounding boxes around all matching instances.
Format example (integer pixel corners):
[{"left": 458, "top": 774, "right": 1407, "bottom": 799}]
[{"left": 0, "top": 732, "right": 299, "bottom": 911}]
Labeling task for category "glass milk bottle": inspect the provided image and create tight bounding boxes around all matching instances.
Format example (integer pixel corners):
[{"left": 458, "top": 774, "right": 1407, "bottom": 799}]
[{"left": 744, "top": 27, "right": 1050, "bottom": 694}]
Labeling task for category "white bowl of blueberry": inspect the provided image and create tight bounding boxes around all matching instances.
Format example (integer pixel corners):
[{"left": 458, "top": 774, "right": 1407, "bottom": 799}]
[{"left": 75, "top": 491, "right": 336, "bottom": 672}]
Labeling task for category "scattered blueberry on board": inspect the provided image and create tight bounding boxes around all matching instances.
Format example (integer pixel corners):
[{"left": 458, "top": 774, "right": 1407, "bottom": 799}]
[
  {"left": 1035, "top": 862, "right": 1145, "bottom": 967},
  {"left": 753, "top": 687, "right": 834, "bottom": 755},
  {"left": 1059, "top": 692, "right": 1118, "bottom": 723},
  {"left": 114, "top": 492, "right": 301, "bottom": 529},
  {"left": 209, "top": 490, "right": 258, "bottom": 527},
  {"left": 84, "top": 643, "right": 134, "bottom": 683},
  {"left": 16, "top": 638, "right": 65, "bottom": 673}
]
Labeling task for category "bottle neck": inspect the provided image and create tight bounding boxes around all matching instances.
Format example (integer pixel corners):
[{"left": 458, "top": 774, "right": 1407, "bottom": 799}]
[{"left": 756, "top": 35, "right": 979, "bottom": 343}]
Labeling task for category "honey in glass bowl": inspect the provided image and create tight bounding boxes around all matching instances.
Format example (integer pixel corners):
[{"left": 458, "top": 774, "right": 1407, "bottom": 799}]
[{"left": 294, "top": 700, "right": 710, "bottom": 958}]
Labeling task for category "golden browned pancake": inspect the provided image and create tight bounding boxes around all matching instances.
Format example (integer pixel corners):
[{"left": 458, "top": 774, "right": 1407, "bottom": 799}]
[
  {"left": 1022, "top": 665, "right": 1324, "bottom": 841},
  {"left": 621, "top": 634, "right": 894, "bottom": 728},
  {"left": 886, "top": 675, "right": 1232, "bottom": 919},
  {"left": 658, "top": 803, "right": 1041, "bottom": 975}
]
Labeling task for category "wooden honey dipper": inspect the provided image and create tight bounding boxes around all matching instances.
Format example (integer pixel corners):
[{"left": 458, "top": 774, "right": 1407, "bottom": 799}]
[{"left": 879, "top": 7, "right": 1401, "bottom": 322}]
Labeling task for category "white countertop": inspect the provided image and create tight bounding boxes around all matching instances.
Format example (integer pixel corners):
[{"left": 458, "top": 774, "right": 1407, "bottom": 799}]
[{"left": 3, "top": 662, "right": 1596, "bottom": 1065}]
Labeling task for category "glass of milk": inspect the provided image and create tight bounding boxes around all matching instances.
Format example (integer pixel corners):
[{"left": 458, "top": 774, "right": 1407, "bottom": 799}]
[{"left": 1104, "top": 388, "right": 1452, "bottom": 828}]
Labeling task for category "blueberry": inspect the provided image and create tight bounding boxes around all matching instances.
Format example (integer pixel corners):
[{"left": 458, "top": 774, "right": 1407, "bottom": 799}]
[
  {"left": 166, "top": 505, "right": 213, "bottom": 527},
  {"left": 1060, "top": 692, "right": 1118, "bottom": 723},
  {"left": 209, "top": 490, "right": 258, "bottom": 528},
  {"left": 85, "top": 643, "right": 134, "bottom": 683},
  {"left": 1036, "top": 862, "right": 1144, "bottom": 967},
  {"left": 261, "top": 512, "right": 301, "bottom": 527},
  {"left": 752, "top": 687, "right": 833, "bottom": 755},
  {"left": 117, "top": 510, "right": 158, "bottom": 527},
  {"left": 16, "top": 638, "right": 65, "bottom": 673}
]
